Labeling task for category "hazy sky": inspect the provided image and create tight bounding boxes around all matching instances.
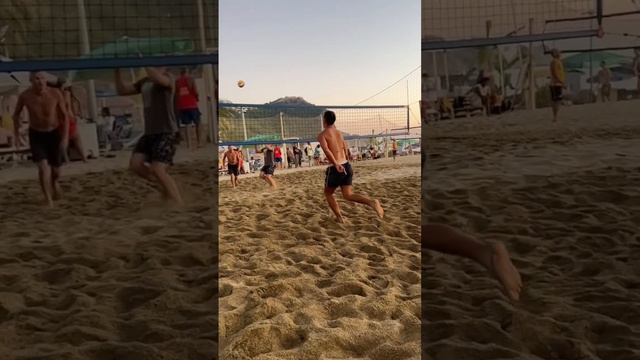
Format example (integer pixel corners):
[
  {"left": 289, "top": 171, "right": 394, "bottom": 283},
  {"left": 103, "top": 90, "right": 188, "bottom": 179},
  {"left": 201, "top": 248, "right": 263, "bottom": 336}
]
[{"left": 219, "top": 0, "right": 420, "bottom": 116}]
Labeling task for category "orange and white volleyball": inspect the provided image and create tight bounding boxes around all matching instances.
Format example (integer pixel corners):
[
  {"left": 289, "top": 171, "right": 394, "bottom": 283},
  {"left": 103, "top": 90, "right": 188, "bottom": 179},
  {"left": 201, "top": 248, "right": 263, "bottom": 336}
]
[{"left": 237, "top": 80, "right": 245, "bottom": 88}]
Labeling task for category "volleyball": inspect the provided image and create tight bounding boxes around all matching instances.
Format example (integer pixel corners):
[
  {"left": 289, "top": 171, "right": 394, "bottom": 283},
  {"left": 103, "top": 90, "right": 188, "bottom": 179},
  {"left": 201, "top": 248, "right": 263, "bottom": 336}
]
[{"left": 237, "top": 80, "right": 245, "bottom": 88}]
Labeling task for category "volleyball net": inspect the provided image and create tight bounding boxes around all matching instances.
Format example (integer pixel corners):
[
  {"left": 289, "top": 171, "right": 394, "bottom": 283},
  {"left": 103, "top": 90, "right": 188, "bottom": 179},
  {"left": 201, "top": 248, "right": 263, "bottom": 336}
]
[
  {"left": 0, "top": 0, "right": 217, "bottom": 70},
  {"left": 421, "top": 0, "right": 640, "bottom": 110},
  {"left": 422, "top": 0, "right": 603, "bottom": 50},
  {"left": 0, "top": 0, "right": 218, "bottom": 148},
  {"left": 219, "top": 103, "right": 416, "bottom": 147}
]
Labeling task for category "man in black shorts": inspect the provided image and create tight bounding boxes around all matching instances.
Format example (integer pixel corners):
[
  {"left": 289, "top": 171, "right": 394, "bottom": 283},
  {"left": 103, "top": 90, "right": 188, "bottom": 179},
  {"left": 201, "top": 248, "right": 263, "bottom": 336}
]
[
  {"left": 318, "top": 111, "right": 383, "bottom": 223},
  {"left": 255, "top": 144, "right": 277, "bottom": 188},
  {"left": 115, "top": 67, "right": 183, "bottom": 205},
  {"left": 223, "top": 146, "right": 241, "bottom": 188},
  {"left": 13, "top": 71, "right": 70, "bottom": 206},
  {"left": 549, "top": 49, "right": 565, "bottom": 122}
]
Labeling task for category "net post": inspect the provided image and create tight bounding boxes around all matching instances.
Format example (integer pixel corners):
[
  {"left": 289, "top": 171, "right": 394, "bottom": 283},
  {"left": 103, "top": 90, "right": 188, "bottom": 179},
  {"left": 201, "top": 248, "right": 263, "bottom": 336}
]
[
  {"left": 279, "top": 111, "right": 287, "bottom": 166},
  {"left": 76, "top": 0, "right": 98, "bottom": 122},
  {"left": 528, "top": 17, "right": 536, "bottom": 110}
]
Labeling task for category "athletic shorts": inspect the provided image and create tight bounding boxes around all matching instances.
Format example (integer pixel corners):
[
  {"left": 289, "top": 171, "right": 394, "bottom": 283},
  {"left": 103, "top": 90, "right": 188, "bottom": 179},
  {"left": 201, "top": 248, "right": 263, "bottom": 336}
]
[
  {"left": 325, "top": 162, "right": 353, "bottom": 189},
  {"left": 133, "top": 133, "right": 177, "bottom": 164},
  {"left": 228, "top": 163, "right": 239, "bottom": 176},
  {"left": 261, "top": 165, "right": 275, "bottom": 176},
  {"left": 550, "top": 86, "right": 563, "bottom": 102},
  {"left": 392, "top": 150, "right": 397, "bottom": 156},
  {"left": 29, "top": 128, "right": 63, "bottom": 167},
  {"left": 275, "top": 157, "right": 282, "bottom": 163},
  {"left": 179, "top": 109, "right": 201, "bottom": 126}
]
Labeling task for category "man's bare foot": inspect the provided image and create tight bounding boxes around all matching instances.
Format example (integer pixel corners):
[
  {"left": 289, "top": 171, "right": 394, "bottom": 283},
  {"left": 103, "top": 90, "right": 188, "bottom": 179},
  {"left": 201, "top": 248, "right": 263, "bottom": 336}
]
[
  {"left": 45, "top": 198, "right": 54, "bottom": 207},
  {"left": 488, "top": 242, "right": 523, "bottom": 301},
  {"left": 335, "top": 215, "right": 348, "bottom": 224},
  {"left": 372, "top": 199, "right": 384, "bottom": 219}
]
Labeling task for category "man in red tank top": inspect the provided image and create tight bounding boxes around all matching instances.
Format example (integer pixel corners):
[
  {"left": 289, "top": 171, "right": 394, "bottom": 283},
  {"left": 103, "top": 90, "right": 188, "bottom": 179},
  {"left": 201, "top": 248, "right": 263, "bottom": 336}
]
[{"left": 175, "top": 68, "right": 201, "bottom": 147}]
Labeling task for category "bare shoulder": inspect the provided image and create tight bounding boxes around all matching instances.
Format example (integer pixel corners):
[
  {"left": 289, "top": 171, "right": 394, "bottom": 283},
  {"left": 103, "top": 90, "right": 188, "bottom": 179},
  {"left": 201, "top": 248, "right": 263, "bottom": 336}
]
[{"left": 318, "top": 129, "right": 327, "bottom": 140}]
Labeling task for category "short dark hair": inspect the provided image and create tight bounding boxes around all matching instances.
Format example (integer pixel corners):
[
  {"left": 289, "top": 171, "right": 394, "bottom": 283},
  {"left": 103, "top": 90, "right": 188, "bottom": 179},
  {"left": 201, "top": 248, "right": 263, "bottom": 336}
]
[{"left": 323, "top": 110, "right": 336, "bottom": 125}]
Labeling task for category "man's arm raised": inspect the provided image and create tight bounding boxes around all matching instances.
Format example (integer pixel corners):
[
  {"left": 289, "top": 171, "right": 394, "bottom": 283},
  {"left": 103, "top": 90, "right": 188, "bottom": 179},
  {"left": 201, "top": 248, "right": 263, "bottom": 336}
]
[{"left": 115, "top": 69, "right": 138, "bottom": 96}]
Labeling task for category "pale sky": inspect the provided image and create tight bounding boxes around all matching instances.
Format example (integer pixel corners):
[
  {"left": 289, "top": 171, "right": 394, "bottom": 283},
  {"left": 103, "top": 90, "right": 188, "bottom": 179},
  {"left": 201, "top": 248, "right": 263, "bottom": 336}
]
[{"left": 219, "top": 0, "right": 421, "bottom": 125}]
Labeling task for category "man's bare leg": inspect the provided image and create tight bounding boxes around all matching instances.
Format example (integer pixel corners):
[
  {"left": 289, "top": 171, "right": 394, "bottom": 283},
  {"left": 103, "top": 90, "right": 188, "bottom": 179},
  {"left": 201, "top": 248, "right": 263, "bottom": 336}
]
[
  {"left": 195, "top": 124, "right": 201, "bottom": 147},
  {"left": 37, "top": 161, "right": 54, "bottom": 207},
  {"left": 130, "top": 154, "right": 157, "bottom": 181},
  {"left": 552, "top": 102, "right": 560, "bottom": 122},
  {"left": 51, "top": 166, "right": 62, "bottom": 200},
  {"left": 150, "top": 162, "right": 183, "bottom": 205},
  {"left": 324, "top": 187, "right": 345, "bottom": 223},
  {"left": 130, "top": 153, "right": 169, "bottom": 198},
  {"left": 341, "top": 186, "right": 384, "bottom": 219},
  {"left": 422, "top": 223, "right": 523, "bottom": 301},
  {"left": 265, "top": 175, "right": 277, "bottom": 188}
]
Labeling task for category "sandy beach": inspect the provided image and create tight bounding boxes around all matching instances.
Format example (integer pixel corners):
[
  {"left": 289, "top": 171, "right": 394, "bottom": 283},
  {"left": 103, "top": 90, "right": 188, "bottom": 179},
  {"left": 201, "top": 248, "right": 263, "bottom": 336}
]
[
  {"left": 0, "top": 146, "right": 216, "bottom": 360},
  {"left": 423, "top": 101, "right": 640, "bottom": 359},
  {"left": 219, "top": 156, "right": 421, "bottom": 359}
]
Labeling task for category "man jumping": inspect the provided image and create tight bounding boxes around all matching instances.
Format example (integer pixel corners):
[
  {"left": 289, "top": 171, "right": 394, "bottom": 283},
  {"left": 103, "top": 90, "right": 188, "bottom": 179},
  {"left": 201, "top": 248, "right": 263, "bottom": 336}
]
[
  {"left": 115, "top": 67, "right": 183, "bottom": 205},
  {"left": 255, "top": 144, "right": 277, "bottom": 188},
  {"left": 13, "top": 71, "right": 70, "bottom": 206},
  {"left": 318, "top": 110, "right": 383, "bottom": 223}
]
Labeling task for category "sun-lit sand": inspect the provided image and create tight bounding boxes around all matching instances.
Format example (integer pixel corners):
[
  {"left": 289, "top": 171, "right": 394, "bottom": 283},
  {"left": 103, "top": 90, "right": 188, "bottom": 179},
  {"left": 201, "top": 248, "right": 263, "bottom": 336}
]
[
  {"left": 219, "top": 156, "right": 421, "bottom": 360},
  {"left": 423, "top": 101, "right": 640, "bottom": 360},
  {"left": 0, "top": 146, "right": 216, "bottom": 360}
]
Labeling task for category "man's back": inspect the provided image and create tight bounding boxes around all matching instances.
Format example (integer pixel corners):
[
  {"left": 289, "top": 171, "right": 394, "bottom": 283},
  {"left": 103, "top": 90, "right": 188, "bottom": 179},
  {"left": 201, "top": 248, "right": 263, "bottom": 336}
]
[{"left": 320, "top": 127, "right": 346, "bottom": 164}]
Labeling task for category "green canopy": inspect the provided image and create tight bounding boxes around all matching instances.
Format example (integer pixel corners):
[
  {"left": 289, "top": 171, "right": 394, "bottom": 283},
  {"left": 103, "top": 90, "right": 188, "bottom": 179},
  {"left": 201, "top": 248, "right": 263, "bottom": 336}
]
[
  {"left": 247, "top": 134, "right": 282, "bottom": 142},
  {"left": 69, "top": 37, "right": 196, "bottom": 82},
  {"left": 89, "top": 36, "right": 195, "bottom": 58},
  {"left": 564, "top": 52, "right": 630, "bottom": 70}
]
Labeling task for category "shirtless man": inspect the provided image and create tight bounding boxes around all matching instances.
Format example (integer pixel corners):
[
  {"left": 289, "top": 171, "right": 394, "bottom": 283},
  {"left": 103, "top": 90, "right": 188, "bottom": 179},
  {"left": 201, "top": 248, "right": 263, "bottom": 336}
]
[
  {"left": 115, "top": 67, "right": 183, "bottom": 205},
  {"left": 423, "top": 224, "right": 523, "bottom": 301},
  {"left": 13, "top": 72, "right": 70, "bottom": 206},
  {"left": 318, "top": 110, "right": 384, "bottom": 223},
  {"left": 597, "top": 61, "right": 612, "bottom": 102},
  {"left": 223, "top": 146, "right": 240, "bottom": 188},
  {"left": 255, "top": 144, "right": 277, "bottom": 188}
]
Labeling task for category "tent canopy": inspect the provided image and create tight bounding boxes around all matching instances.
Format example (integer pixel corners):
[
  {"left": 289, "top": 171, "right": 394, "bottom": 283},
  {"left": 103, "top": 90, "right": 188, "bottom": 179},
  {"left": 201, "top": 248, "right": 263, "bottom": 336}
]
[
  {"left": 70, "top": 36, "right": 196, "bottom": 82},
  {"left": 564, "top": 51, "right": 631, "bottom": 70}
]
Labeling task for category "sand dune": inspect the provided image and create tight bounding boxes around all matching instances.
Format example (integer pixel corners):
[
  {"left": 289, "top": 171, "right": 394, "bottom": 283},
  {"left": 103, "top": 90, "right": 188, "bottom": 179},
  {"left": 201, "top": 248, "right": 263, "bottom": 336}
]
[
  {"left": 423, "top": 101, "right": 640, "bottom": 360},
  {"left": 219, "top": 157, "right": 421, "bottom": 360},
  {"left": 0, "top": 149, "right": 216, "bottom": 360}
]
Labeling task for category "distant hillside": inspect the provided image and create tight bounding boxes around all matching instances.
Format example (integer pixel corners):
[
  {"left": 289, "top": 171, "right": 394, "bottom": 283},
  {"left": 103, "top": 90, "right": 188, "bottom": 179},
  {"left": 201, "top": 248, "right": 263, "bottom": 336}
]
[
  {"left": 1, "top": 0, "right": 217, "bottom": 61},
  {"left": 266, "top": 96, "right": 316, "bottom": 106},
  {"left": 219, "top": 97, "right": 325, "bottom": 143}
]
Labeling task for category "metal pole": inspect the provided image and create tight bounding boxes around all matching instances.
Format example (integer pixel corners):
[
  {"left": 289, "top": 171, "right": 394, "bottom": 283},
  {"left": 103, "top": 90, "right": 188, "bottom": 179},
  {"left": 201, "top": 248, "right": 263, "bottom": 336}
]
[
  {"left": 406, "top": 80, "right": 410, "bottom": 133},
  {"left": 241, "top": 108, "right": 248, "bottom": 160},
  {"left": 529, "top": 18, "right": 536, "bottom": 110},
  {"left": 443, "top": 50, "right": 450, "bottom": 92},
  {"left": 77, "top": 0, "right": 98, "bottom": 122},
  {"left": 279, "top": 111, "right": 287, "bottom": 165},
  {"left": 432, "top": 51, "right": 440, "bottom": 91},
  {"left": 197, "top": 0, "right": 215, "bottom": 144}
]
